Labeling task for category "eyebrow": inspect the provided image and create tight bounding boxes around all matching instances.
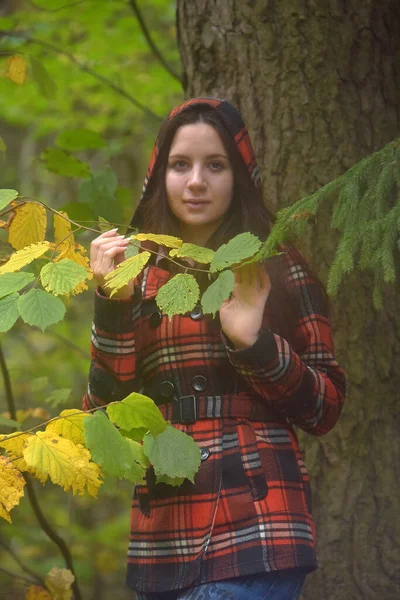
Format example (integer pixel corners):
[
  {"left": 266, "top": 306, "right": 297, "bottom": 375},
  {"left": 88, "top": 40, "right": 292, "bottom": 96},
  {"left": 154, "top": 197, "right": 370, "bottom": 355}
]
[{"left": 169, "top": 153, "right": 229, "bottom": 160}]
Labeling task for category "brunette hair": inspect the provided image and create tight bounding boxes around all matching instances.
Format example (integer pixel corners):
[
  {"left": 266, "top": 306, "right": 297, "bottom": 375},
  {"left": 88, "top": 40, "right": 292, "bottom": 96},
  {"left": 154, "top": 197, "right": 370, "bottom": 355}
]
[{"left": 130, "top": 104, "right": 325, "bottom": 341}]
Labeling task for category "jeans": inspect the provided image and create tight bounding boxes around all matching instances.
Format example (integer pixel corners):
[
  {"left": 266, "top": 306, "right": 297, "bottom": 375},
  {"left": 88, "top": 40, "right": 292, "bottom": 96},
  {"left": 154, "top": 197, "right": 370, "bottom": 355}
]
[{"left": 135, "top": 569, "right": 306, "bottom": 600}]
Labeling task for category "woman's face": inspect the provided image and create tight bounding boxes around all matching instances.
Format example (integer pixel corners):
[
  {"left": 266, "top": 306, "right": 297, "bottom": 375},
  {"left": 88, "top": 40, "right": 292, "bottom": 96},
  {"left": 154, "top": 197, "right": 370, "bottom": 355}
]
[{"left": 165, "top": 122, "right": 234, "bottom": 245}]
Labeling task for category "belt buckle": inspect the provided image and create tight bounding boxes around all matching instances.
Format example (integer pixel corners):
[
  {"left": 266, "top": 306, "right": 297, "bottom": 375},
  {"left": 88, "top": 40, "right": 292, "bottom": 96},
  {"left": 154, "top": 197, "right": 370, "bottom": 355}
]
[{"left": 179, "top": 395, "right": 197, "bottom": 424}]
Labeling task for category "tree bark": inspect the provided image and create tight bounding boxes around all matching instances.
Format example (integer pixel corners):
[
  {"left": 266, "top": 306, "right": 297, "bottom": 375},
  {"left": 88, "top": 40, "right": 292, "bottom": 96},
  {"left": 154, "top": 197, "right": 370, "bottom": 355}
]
[{"left": 177, "top": 1, "right": 400, "bottom": 598}]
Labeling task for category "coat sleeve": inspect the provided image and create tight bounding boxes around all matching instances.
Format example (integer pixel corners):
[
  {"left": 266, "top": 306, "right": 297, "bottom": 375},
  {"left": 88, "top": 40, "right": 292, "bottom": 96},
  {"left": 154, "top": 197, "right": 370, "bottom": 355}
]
[
  {"left": 223, "top": 256, "right": 346, "bottom": 436},
  {"left": 82, "top": 288, "right": 140, "bottom": 411}
]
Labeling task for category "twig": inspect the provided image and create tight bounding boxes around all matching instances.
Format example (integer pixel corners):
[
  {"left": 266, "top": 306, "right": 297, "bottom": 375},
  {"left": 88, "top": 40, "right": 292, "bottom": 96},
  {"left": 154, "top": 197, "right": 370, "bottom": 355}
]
[
  {"left": 129, "top": 0, "right": 182, "bottom": 84},
  {"left": 0, "top": 30, "right": 162, "bottom": 122},
  {"left": 0, "top": 341, "right": 83, "bottom": 600},
  {"left": 25, "top": 0, "right": 87, "bottom": 11},
  {"left": 0, "top": 538, "right": 44, "bottom": 586},
  {"left": 0, "top": 566, "right": 37, "bottom": 586}
]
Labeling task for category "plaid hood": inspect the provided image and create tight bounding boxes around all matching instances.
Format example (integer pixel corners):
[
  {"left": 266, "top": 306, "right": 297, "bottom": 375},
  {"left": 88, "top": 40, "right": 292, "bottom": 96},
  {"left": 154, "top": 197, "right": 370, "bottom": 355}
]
[{"left": 130, "top": 97, "right": 261, "bottom": 229}]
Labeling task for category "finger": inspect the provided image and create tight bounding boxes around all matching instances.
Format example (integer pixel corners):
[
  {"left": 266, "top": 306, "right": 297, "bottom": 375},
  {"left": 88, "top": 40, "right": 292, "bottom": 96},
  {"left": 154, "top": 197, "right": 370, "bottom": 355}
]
[
  {"left": 91, "top": 243, "right": 128, "bottom": 275},
  {"left": 90, "top": 236, "right": 128, "bottom": 263}
]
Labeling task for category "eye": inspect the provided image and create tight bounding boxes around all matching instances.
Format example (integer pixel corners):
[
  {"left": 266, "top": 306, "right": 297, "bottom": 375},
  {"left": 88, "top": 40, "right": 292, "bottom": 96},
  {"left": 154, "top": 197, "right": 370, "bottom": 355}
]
[
  {"left": 209, "top": 161, "right": 224, "bottom": 171},
  {"left": 169, "top": 160, "right": 188, "bottom": 170}
]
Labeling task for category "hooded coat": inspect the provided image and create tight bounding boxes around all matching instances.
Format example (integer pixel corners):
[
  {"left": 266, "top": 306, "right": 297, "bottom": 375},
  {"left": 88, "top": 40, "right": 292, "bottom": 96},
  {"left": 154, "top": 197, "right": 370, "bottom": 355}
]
[{"left": 82, "top": 98, "right": 346, "bottom": 595}]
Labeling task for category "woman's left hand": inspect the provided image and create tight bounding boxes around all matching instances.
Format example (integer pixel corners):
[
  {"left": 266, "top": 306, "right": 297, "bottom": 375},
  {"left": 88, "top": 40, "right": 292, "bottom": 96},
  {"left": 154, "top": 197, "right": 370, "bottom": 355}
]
[{"left": 219, "top": 263, "right": 271, "bottom": 349}]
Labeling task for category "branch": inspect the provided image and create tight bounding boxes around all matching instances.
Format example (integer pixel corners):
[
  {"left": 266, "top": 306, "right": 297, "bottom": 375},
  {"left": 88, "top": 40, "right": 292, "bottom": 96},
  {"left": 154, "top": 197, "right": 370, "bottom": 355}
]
[
  {"left": 129, "top": 0, "right": 182, "bottom": 84},
  {"left": 0, "top": 30, "right": 162, "bottom": 122},
  {"left": 25, "top": 0, "right": 87, "bottom": 10},
  {"left": 0, "top": 566, "right": 38, "bottom": 586},
  {"left": 0, "top": 341, "right": 83, "bottom": 600},
  {"left": 0, "top": 538, "right": 44, "bottom": 586}
]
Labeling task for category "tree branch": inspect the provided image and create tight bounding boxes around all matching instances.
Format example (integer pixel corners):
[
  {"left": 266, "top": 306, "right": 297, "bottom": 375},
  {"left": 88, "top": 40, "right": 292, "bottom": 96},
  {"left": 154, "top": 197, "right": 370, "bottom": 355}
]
[
  {"left": 0, "top": 29, "right": 163, "bottom": 122},
  {"left": 129, "top": 0, "right": 183, "bottom": 84},
  {"left": 0, "top": 538, "right": 44, "bottom": 586},
  {"left": 0, "top": 341, "right": 83, "bottom": 600},
  {"left": 0, "top": 566, "right": 37, "bottom": 586}
]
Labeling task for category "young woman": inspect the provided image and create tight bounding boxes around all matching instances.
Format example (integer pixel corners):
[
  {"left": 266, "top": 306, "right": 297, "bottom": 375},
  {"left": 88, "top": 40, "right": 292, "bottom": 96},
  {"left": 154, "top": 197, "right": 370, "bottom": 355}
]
[{"left": 84, "top": 98, "right": 346, "bottom": 600}]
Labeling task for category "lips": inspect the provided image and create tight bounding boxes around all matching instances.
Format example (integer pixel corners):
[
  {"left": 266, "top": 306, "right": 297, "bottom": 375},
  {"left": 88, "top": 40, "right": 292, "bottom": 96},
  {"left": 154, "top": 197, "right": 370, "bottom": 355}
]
[{"left": 183, "top": 199, "right": 210, "bottom": 206}]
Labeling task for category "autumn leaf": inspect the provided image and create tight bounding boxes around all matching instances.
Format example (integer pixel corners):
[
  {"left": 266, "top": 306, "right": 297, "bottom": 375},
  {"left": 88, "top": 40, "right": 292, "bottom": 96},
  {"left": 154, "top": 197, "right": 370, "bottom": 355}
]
[
  {"left": 54, "top": 212, "right": 75, "bottom": 253},
  {"left": 23, "top": 431, "right": 102, "bottom": 497},
  {"left": 8, "top": 203, "right": 47, "bottom": 250},
  {"left": 0, "top": 431, "right": 47, "bottom": 484},
  {"left": 0, "top": 242, "right": 50, "bottom": 274},
  {"left": 6, "top": 55, "right": 27, "bottom": 85},
  {"left": 26, "top": 586, "right": 53, "bottom": 600},
  {"left": 131, "top": 233, "right": 182, "bottom": 249},
  {"left": 46, "top": 409, "right": 90, "bottom": 446},
  {"left": 45, "top": 567, "right": 75, "bottom": 600},
  {"left": 0, "top": 455, "right": 25, "bottom": 523}
]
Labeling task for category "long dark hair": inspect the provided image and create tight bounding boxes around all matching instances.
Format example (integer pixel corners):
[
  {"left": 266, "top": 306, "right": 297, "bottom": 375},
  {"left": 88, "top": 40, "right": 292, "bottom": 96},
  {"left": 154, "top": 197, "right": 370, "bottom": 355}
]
[{"left": 130, "top": 104, "right": 322, "bottom": 341}]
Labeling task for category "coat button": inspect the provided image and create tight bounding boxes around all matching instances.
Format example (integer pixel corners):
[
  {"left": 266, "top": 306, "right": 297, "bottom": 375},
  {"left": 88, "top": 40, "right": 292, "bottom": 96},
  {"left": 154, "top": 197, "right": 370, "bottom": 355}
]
[
  {"left": 200, "top": 447, "right": 210, "bottom": 461},
  {"left": 149, "top": 310, "right": 163, "bottom": 328},
  {"left": 192, "top": 375, "right": 207, "bottom": 392},
  {"left": 160, "top": 381, "right": 175, "bottom": 399},
  {"left": 190, "top": 305, "right": 203, "bottom": 321}
]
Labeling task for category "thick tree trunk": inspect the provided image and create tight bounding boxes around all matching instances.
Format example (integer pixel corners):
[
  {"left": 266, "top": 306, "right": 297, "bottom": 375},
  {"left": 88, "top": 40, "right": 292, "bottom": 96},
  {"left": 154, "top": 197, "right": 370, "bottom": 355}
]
[{"left": 177, "top": 1, "right": 400, "bottom": 598}]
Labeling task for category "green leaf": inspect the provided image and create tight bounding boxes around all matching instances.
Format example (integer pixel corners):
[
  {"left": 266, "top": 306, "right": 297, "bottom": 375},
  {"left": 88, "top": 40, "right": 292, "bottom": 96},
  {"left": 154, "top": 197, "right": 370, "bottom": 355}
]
[
  {"left": 210, "top": 233, "right": 262, "bottom": 273},
  {"left": 0, "top": 136, "right": 6, "bottom": 156},
  {"left": 107, "top": 393, "right": 166, "bottom": 436},
  {"left": 32, "top": 376, "right": 48, "bottom": 392},
  {"left": 0, "top": 272, "right": 35, "bottom": 299},
  {"left": 44, "top": 388, "right": 71, "bottom": 407},
  {"left": 169, "top": 243, "right": 214, "bottom": 264},
  {"left": 0, "top": 189, "right": 18, "bottom": 210},
  {"left": 120, "top": 427, "right": 149, "bottom": 442},
  {"left": 56, "top": 129, "right": 105, "bottom": 152},
  {"left": 40, "top": 148, "right": 90, "bottom": 178},
  {"left": 40, "top": 259, "right": 88, "bottom": 295},
  {"left": 0, "top": 416, "right": 21, "bottom": 430},
  {"left": 155, "top": 273, "right": 199, "bottom": 318},
  {"left": 0, "top": 293, "right": 20, "bottom": 332},
  {"left": 30, "top": 55, "right": 57, "bottom": 98},
  {"left": 79, "top": 169, "right": 122, "bottom": 222},
  {"left": 18, "top": 289, "right": 66, "bottom": 331},
  {"left": 103, "top": 251, "right": 150, "bottom": 297},
  {"left": 58, "top": 202, "right": 95, "bottom": 225},
  {"left": 143, "top": 424, "right": 201, "bottom": 483},
  {"left": 125, "top": 438, "right": 150, "bottom": 469},
  {"left": 97, "top": 216, "right": 112, "bottom": 233},
  {"left": 201, "top": 270, "right": 234, "bottom": 317},
  {"left": 124, "top": 239, "right": 140, "bottom": 259},
  {"left": 156, "top": 473, "right": 185, "bottom": 487},
  {"left": 84, "top": 411, "right": 146, "bottom": 483}
]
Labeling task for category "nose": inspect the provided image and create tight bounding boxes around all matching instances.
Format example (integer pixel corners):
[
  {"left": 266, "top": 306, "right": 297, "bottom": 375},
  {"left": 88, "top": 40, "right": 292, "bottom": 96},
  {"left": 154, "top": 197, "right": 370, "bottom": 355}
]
[{"left": 187, "top": 165, "right": 207, "bottom": 190}]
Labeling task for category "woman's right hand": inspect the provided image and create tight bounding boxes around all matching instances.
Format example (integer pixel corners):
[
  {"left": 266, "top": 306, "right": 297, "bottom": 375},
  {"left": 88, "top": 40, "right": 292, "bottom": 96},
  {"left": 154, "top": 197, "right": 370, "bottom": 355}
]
[{"left": 90, "top": 229, "right": 133, "bottom": 298}]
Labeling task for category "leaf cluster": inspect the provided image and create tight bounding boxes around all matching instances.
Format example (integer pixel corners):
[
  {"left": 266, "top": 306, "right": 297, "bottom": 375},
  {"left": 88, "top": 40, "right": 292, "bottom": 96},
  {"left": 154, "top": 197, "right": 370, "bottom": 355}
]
[{"left": 0, "top": 393, "right": 201, "bottom": 524}]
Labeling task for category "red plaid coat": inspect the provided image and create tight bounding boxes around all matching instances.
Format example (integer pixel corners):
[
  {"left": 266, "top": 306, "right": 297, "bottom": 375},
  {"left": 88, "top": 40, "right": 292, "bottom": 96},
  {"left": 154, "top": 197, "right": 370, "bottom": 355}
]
[{"left": 82, "top": 250, "right": 346, "bottom": 595}]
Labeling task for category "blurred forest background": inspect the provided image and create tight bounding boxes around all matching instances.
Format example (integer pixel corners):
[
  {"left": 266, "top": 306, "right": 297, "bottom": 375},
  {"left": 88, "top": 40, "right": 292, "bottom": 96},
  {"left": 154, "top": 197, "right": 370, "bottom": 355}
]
[
  {"left": 1, "top": 1, "right": 400, "bottom": 600},
  {"left": 0, "top": 1, "right": 182, "bottom": 598}
]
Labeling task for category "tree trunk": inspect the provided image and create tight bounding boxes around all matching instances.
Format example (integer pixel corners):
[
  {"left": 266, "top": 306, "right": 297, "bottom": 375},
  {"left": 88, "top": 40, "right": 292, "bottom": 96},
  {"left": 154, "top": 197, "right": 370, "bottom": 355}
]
[{"left": 177, "top": 1, "right": 400, "bottom": 598}]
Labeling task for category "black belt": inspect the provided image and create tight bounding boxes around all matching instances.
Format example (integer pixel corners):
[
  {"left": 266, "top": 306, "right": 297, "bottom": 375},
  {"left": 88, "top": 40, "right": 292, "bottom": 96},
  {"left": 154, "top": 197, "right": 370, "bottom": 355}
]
[{"left": 157, "top": 394, "right": 283, "bottom": 425}]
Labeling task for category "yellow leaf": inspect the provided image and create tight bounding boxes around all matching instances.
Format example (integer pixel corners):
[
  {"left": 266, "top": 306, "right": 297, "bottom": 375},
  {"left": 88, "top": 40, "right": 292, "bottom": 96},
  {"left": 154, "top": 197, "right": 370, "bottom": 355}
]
[
  {"left": 8, "top": 203, "right": 47, "bottom": 250},
  {"left": 31, "top": 407, "right": 52, "bottom": 421},
  {"left": 6, "top": 55, "right": 27, "bottom": 85},
  {"left": 0, "top": 219, "right": 7, "bottom": 228},
  {"left": 0, "top": 455, "right": 25, "bottom": 523},
  {"left": 131, "top": 233, "right": 183, "bottom": 249},
  {"left": 0, "top": 241, "right": 50, "bottom": 274},
  {"left": 26, "top": 585, "right": 53, "bottom": 600},
  {"left": 55, "top": 243, "right": 92, "bottom": 295},
  {"left": 23, "top": 431, "right": 102, "bottom": 497},
  {"left": 54, "top": 212, "right": 74, "bottom": 253},
  {"left": 46, "top": 409, "right": 90, "bottom": 445},
  {"left": 45, "top": 567, "right": 75, "bottom": 600},
  {"left": 0, "top": 431, "right": 47, "bottom": 483}
]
